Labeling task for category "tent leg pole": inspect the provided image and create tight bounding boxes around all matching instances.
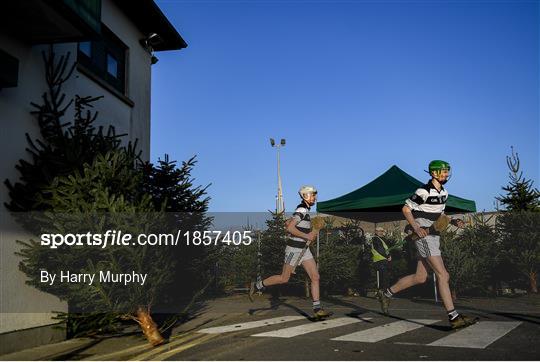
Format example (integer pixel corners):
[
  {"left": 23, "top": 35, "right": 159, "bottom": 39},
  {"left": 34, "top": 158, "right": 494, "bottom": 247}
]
[
  {"left": 376, "top": 270, "right": 380, "bottom": 289},
  {"left": 433, "top": 272, "right": 438, "bottom": 302},
  {"left": 316, "top": 231, "right": 320, "bottom": 271}
]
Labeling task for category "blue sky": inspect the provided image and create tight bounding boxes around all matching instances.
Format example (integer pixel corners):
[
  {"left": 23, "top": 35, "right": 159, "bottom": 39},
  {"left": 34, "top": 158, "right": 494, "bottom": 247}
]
[{"left": 151, "top": 0, "right": 539, "bottom": 212}]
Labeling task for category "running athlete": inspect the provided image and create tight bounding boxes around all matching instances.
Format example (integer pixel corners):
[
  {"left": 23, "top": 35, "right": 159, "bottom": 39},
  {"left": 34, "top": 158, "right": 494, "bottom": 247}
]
[
  {"left": 378, "top": 160, "right": 478, "bottom": 329},
  {"left": 249, "top": 185, "right": 332, "bottom": 320}
]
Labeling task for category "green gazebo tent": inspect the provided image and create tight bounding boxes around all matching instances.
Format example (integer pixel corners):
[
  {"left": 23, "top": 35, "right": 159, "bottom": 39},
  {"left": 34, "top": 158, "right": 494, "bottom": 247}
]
[{"left": 316, "top": 165, "right": 476, "bottom": 222}]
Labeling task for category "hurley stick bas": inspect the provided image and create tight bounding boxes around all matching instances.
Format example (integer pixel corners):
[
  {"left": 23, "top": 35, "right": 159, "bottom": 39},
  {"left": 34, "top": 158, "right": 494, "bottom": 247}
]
[{"left": 408, "top": 214, "right": 465, "bottom": 241}]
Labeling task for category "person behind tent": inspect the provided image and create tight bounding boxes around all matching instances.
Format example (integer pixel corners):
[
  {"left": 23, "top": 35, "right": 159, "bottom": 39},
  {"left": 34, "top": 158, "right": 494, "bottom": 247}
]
[{"left": 372, "top": 226, "right": 392, "bottom": 294}]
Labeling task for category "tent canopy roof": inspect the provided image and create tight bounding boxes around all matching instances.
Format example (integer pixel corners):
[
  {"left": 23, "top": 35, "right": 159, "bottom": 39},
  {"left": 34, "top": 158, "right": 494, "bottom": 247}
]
[{"left": 316, "top": 165, "right": 476, "bottom": 222}]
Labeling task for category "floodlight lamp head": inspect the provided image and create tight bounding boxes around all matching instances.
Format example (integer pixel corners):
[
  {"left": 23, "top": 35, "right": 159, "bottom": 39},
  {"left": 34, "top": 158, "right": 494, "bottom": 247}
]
[
  {"left": 270, "top": 138, "right": 275, "bottom": 147},
  {"left": 280, "top": 139, "right": 286, "bottom": 146},
  {"left": 147, "top": 33, "right": 163, "bottom": 47},
  {"left": 140, "top": 33, "right": 163, "bottom": 54}
]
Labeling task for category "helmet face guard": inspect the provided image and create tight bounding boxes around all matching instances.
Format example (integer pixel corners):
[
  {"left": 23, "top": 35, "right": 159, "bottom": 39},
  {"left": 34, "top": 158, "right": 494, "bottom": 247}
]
[
  {"left": 299, "top": 185, "right": 317, "bottom": 203},
  {"left": 428, "top": 160, "right": 451, "bottom": 183}
]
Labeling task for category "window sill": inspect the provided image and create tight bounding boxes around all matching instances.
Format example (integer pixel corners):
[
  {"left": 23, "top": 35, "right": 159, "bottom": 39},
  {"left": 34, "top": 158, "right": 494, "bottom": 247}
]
[{"left": 77, "top": 64, "right": 134, "bottom": 108}]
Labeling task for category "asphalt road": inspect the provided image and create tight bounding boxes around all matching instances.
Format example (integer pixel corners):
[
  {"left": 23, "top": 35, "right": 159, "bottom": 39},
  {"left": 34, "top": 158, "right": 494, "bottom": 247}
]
[
  {"left": 100, "top": 294, "right": 540, "bottom": 361},
  {"left": 9, "top": 294, "right": 534, "bottom": 361}
]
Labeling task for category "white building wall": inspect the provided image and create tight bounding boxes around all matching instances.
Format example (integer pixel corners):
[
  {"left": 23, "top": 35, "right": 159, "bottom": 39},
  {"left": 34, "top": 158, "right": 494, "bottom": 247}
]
[
  {"left": 0, "top": 0, "right": 153, "bottom": 335},
  {"left": 0, "top": 35, "right": 67, "bottom": 335},
  {"left": 99, "top": 0, "right": 152, "bottom": 160}
]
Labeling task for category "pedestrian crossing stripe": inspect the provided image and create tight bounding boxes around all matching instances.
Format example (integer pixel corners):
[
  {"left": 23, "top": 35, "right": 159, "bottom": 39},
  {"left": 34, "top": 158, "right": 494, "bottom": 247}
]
[
  {"left": 428, "top": 321, "right": 521, "bottom": 349},
  {"left": 198, "top": 316, "right": 305, "bottom": 334},
  {"left": 253, "top": 317, "right": 371, "bottom": 338},
  {"left": 331, "top": 319, "right": 439, "bottom": 343},
  {"left": 198, "top": 316, "right": 522, "bottom": 350}
]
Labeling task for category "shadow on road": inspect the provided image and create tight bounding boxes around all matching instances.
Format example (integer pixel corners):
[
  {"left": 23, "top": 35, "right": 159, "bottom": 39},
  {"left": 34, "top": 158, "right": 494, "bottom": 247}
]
[
  {"left": 248, "top": 294, "right": 312, "bottom": 320},
  {"left": 325, "top": 295, "right": 450, "bottom": 330},
  {"left": 409, "top": 297, "right": 540, "bottom": 326}
]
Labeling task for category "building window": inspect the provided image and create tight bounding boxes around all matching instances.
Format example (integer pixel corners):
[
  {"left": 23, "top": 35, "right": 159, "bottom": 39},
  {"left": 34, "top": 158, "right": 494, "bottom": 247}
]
[
  {"left": 107, "top": 54, "right": 118, "bottom": 77},
  {"left": 77, "top": 24, "right": 127, "bottom": 94},
  {"left": 78, "top": 41, "right": 92, "bottom": 57}
]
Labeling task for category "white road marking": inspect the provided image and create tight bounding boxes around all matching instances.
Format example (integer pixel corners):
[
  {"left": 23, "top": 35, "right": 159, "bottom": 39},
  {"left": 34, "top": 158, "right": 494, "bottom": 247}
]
[
  {"left": 198, "top": 316, "right": 305, "bottom": 334},
  {"left": 332, "top": 319, "right": 440, "bottom": 343},
  {"left": 252, "top": 317, "right": 370, "bottom": 338},
  {"left": 428, "top": 321, "right": 521, "bottom": 349}
]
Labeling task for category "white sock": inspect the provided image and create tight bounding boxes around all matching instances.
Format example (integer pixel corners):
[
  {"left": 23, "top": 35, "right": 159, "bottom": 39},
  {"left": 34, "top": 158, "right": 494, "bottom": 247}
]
[{"left": 448, "top": 309, "right": 459, "bottom": 320}]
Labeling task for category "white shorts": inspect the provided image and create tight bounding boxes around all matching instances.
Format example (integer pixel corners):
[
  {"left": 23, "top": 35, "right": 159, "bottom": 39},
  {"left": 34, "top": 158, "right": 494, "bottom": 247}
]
[
  {"left": 415, "top": 234, "right": 441, "bottom": 258},
  {"left": 284, "top": 245, "right": 314, "bottom": 266}
]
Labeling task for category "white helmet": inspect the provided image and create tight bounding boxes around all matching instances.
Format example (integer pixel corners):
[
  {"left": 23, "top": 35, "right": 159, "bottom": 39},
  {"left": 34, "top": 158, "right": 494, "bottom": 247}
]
[{"left": 299, "top": 185, "right": 317, "bottom": 198}]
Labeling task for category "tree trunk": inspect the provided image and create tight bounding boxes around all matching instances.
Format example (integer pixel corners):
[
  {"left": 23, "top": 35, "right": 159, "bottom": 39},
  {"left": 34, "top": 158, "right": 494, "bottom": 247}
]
[
  {"left": 136, "top": 307, "right": 165, "bottom": 346},
  {"left": 305, "top": 279, "right": 311, "bottom": 298},
  {"left": 451, "top": 289, "right": 457, "bottom": 301},
  {"left": 530, "top": 271, "right": 538, "bottom": 293}
]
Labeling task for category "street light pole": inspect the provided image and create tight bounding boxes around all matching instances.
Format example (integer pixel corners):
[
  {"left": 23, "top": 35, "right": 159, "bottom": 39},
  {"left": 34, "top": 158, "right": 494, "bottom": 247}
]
[
  {"left": 277, "top": 144, "right": 283, "bottom": 213},
  {"left": 257, "top": 230, "right": 262, "bottom": 287},
  {"left": 270, "top": 138, "right": 286, "bottom": 213}
]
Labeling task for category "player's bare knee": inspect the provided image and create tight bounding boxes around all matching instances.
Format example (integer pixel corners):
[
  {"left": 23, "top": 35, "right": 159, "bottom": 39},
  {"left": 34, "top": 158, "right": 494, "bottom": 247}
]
[
  {"left": 280, "top": 274, "right": 290, "bottom": 284},
  {"left": 437, "top": 271, "right": 449, "bottom": 284},
  {"left": 310, "top": 272, "right": 320, "bottom": 283},
  {"left": 415, "top": 273, "right": 428, "bottom": 284}
]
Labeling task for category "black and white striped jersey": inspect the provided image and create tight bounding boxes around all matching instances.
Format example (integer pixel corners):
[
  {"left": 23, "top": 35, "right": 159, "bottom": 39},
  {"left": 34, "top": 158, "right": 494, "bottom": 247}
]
[
  {"left": 404, "top": 180, "right": 448, "bottom": 221},
  {"left": 286, "top": 201, "right": 311, "bottom": 248}
]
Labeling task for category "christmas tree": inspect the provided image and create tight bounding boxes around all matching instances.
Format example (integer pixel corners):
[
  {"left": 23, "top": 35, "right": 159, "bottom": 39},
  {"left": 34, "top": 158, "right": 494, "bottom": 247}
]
[
  {"left": 17, "top": 150, "right": 174, "bottom": 345},
  {"left": 141, "top": 155, "right": 213, "bottom": 307},
  {"left": 8, "top": 47, "right": 212, "bottom": 344},
  {"left": 496, "top": 147, "right": 540, "bottom": 211},
  {"left": 258, "top": 211, "right": 289, "bottom": 296},
  {"left": 4, "top": 46, "right": 126, "bottom": 214},
  {"left": 496, "top": 147, "right": 540, "bottom": 293}
]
